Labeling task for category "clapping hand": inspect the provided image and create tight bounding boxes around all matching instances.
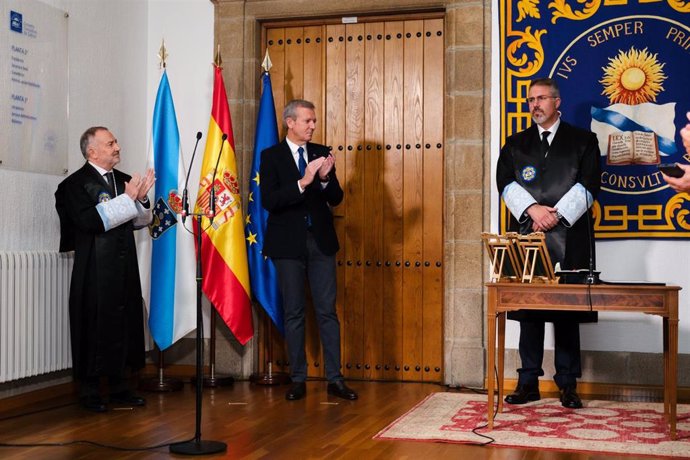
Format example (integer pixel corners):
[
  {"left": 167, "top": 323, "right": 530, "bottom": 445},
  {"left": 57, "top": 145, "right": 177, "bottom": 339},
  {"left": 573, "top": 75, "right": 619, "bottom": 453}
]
[
  {"left": 318, "top": 154, "right": 335, "bottom": 180},
  {"left": 299, "top": 157, "right": 325, "bottom": 188},
  {"left": 124, "top": 168, "right": 156, "bottom": 201}
]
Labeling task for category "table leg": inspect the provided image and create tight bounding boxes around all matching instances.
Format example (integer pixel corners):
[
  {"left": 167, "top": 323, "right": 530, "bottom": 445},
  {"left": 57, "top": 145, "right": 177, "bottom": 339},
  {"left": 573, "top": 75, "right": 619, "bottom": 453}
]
[
  {"left": 669, "top": 316, "right": 678, "bottom": 440},
  {"left": 497, "top": 312, "right": 506, "bottom": 414},
  {"left": 487, "top": 287, "right": 497, "bottom": 429},
  {"left": 663, "top": 316, "right": 669, "bottom": 423}
]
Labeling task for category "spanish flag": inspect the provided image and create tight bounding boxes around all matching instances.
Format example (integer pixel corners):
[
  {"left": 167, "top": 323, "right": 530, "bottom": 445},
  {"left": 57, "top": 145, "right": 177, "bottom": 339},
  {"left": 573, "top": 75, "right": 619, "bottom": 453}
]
[{"left": 193, "top": 63, "right": 253, "bottom": 344}]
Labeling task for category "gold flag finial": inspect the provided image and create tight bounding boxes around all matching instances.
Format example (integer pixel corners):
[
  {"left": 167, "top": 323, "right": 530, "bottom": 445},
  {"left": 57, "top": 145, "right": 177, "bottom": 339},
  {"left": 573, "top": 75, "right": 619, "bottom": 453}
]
[
  {"left": 261, "top": 49, "right": 272, "bottom": 73},
  {"left": 214, "top": 45, "right": 222, "bottom": 67},
  {"left": 158, "top": 39, "right": 168, "bottom": 69}
]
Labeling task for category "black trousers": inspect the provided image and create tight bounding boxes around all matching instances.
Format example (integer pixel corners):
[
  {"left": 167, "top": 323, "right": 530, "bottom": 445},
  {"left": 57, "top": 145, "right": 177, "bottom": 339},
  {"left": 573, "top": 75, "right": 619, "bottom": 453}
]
[
  {"left": 272, "top": 232, "right": 343, "bottom": 383},
  {"left": 79, "top": 375, "right": 129, "bottom": 399},
  {"left": 517, "top": 320, "right": 582, "bottom": 389}
]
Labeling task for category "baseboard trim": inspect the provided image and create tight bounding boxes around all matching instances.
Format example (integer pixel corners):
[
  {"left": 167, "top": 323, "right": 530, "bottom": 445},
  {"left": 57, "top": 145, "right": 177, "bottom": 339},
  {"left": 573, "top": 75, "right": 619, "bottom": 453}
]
[
  {"left": 0, "top": 382, "right": 77, "bottom": 414},
  {"left": 141, "top": 364, "right": 203, "bottom": 379},
  {"left": 0, "top": 365, "right": 201, "bottom": 415}
]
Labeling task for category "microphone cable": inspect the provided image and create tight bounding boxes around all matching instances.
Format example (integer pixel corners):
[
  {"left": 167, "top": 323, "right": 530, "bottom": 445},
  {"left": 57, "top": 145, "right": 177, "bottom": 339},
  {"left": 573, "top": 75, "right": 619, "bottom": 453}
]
[
  {"left": 584, "top": 185, "right": 595, "bottom": 311},
  {"left": 0, "top": 403, "right": 194, "bottom": 452}
]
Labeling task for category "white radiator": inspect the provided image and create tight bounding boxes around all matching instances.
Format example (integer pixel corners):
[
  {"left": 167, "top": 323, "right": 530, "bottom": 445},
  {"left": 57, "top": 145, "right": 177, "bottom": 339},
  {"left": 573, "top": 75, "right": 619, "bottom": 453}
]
[{"left": 0, "top": 251, "right": 73, "bottom": 383}]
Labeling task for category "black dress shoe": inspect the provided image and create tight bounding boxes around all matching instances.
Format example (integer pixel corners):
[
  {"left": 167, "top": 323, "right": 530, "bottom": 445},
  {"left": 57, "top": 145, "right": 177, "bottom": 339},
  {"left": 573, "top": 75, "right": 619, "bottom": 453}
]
[
  {"left": 110, "top": 391, "right": 146, "bottom": 407},
  {"left": 560, "top": 386, "right": 583, "bottom": 409},
  {"left": 327, "top": 381, "right": 358, "bottom": 400},
  {"left": 80, "top": 396, "right": 107, "bottom": 413},
  {"left": 286, "top": 382, "right": 306, "bottom": 401},
  {"left": 504, "top": 383, "right": 540, "bottom": 404}
]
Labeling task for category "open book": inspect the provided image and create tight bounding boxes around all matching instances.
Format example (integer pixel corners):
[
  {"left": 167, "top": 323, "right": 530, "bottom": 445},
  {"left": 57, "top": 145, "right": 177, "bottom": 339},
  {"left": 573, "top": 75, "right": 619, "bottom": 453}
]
[{"left": 606, "top": 131, "right": 659, "bottom": 165}]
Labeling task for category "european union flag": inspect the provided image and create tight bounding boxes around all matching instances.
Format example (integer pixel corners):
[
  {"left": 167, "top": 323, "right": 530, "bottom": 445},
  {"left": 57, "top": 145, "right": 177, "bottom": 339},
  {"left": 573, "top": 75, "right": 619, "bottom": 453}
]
[{"left": 245, "top": 71, "right": 284, "bottom": 334}]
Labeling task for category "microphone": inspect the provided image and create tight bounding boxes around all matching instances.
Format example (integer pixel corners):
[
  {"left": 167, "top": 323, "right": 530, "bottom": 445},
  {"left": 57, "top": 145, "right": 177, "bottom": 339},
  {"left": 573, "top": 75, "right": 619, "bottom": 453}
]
[
  {"left": 584, "top": 186, "right": 599, "bottom": 285},
  {"left": 181, "top": 131, "right": 203, "bottom": 223},
  {"left": 209, "top": 133, "right": 228, "bottom": 223}
]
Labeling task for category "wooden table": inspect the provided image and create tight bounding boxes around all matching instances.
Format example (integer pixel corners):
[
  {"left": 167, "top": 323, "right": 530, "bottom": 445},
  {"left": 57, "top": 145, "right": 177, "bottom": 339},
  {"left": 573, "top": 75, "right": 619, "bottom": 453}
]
[{"left": 486, "top": 282, "right": 681, "bottom": 439}]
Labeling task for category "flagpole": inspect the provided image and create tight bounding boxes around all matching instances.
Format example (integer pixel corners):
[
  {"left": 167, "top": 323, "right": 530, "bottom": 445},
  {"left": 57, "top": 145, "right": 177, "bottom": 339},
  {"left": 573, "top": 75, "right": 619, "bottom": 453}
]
[
  {"left": 141, "top": 40, "right": 187, "bottom": 395},
  {"left": 139, "top": 349, "right": 184, "bottom": 392},
  {"left": 191, "top": 309, "right": 234, "bottom": 387},
  {"left": 250, "top": 312, "right": 290, "bottom": 385},
  {"left": 247, "top": 50, "right": 288, "bottom": 386}
]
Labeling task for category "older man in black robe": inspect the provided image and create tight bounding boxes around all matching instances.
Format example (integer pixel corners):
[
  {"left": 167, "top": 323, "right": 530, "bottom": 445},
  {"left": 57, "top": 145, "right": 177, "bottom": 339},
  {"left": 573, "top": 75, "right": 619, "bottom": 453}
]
[
  {"left": 496, "top": 78, "right": 601, "bottom": 409},
  {"left": 55, "top": 126, "right": 154, "bottom": 412}
]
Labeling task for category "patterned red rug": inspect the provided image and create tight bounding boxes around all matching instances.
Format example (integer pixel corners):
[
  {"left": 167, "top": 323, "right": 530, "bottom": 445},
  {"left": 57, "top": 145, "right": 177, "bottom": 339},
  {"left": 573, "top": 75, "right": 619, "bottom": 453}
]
[{"left": 374, "top": 392, "right": 690, "bottom": 458}]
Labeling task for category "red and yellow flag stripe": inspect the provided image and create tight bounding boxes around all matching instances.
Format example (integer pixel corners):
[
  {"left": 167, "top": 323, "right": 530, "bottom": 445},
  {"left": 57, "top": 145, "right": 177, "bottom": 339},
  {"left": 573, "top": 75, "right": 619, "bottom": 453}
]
[{"left": 194, "top": 65, "right": 253, "bottom": 344}]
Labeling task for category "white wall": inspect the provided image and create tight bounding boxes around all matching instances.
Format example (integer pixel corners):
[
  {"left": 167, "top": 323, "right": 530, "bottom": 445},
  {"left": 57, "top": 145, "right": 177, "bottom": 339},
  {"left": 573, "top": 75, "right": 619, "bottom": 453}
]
[
  {"left": 140, "top": 0, "right": 215, "bottom": 333},
  {"left": 0, "top": 0, "right": 214, "bottom": 332},
  {"left": 0, "top": 0, "right": 149, "bottom": 251}
]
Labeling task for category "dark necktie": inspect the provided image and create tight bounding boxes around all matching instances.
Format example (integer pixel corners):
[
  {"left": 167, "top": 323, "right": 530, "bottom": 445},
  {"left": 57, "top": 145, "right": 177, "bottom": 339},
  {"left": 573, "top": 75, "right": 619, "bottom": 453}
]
[
  {"left": 105, "top": 171, "right": 116, "bottom": 195},
  {"left": 297, "top": 146, "right": 311, "bottom": 227},
  {"left": 298, "top": 146, "right": 307, "bottom": 176},
  {"left": 540, "top": 131, "right": 551, "bottom": 158}
]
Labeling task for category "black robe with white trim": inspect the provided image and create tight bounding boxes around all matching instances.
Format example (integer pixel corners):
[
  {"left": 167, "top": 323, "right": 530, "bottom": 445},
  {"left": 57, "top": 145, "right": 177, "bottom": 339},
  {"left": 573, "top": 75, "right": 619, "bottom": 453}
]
[
  {"left": 55, "top": 162, "right": 150, "bottom": 379},
  {"left": 496, "top": 121, "right": 601, "bottom": 323}
]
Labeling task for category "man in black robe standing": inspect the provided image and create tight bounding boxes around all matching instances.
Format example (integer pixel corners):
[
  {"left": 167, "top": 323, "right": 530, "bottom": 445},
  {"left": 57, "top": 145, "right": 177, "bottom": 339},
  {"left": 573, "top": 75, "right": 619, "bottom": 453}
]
[
  {"left": 496, "top": 78, "right": 601, "bottom": 409},
  {"left": 55, "top": 126, "right": 155, "bottom": 412}
]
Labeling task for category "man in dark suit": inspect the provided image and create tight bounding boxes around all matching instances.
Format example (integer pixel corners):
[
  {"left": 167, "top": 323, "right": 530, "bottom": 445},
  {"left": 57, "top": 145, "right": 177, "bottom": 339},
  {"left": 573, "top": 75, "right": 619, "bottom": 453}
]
[
  {"left": 260, "top": 99, "right": 357, "bottom": 401},
  {"left": 496, "top": 78, "right": 601, "bottom": 409},
  {"left": 55, "top": 126, "right": 154, "bottom": 412}
]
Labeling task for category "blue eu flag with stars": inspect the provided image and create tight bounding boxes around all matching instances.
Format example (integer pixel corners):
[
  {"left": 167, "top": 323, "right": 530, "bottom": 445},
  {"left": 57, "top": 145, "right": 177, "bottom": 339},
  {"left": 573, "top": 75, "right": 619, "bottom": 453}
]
[{"left": 245, "top": 71, "right": 284, "bottom": 334}]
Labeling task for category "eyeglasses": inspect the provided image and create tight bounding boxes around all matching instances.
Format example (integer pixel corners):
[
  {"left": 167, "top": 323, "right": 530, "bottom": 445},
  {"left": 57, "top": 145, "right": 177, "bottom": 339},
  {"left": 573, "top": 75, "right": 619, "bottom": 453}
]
[{"left": 526, "top": 95, "right": 558, "bottom": 104}]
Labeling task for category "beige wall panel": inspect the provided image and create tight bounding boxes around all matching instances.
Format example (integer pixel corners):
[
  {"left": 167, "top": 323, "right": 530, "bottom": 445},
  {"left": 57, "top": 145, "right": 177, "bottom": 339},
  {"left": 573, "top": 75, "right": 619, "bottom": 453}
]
[
  {"left": 325, "top": 24, "right": 346, "bottom": 218},
  {"left": 261, "top": 14, "right": 444, "bottom": 384},
  {"left": 402, "top": 19, "right": 424, "bottom": 381},
  {"left": 422, "top": 18, "right": 444, "bottom": 382},
  {"left": 381, "top": 20, "right": 405, "bottom": 381},
  {"left": 266, "top": 28, "right": 286, "bottom": 139},
  {"left": 284, "top": 27, "right": 304, "bottom": 102},
  {"left": 342, "top": 22, "right": 365, "bottom": 379},
  {"left": 363, "top": 21, "right": 385, "bottom": 380},
  {"left": 324, "top": 23, "right": 348, "bottom": 379},
  {"left": 303, "top": 25, "right": 324, "bottom": 145}
]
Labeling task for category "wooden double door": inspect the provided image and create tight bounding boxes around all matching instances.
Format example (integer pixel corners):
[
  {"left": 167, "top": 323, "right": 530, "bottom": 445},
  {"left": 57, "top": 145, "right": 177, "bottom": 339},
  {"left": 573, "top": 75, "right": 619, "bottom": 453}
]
[{"left": 260, "top": 14, "right": 444, "bottom": 382}]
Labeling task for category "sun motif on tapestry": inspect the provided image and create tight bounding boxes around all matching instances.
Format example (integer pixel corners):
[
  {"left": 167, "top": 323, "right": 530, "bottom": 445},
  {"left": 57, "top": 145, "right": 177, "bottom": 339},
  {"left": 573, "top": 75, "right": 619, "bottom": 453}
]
[{"left": 599, "top": 47, "right": 667, "bottom": 105}]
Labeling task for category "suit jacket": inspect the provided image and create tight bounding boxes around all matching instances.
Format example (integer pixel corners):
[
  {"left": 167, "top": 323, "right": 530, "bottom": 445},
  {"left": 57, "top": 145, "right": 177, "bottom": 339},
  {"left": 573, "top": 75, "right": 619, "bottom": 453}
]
[
  {"left": 55, "top": 163, "right": 147, "bottom": 378},
  {"left": 260, "top": 140, "right": 343, "bottom": 258},
  {"left": 496, "top": 121, "right": 601, "bottom": 322}
]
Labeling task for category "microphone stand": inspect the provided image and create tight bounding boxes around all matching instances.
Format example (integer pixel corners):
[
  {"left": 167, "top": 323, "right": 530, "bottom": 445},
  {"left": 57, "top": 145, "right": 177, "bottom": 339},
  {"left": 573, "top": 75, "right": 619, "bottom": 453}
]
[
  {"left": 169, "top": 209, "right": 226, "bottom": 455},
  {"left": 170, "top": 132, "right": 226, "bottom": 455},
  {"left": 191, "top": 134, "right": 233, "bottom": 388},
  {"left": 584, "top": 187, "right": 599, "bottom": 285}
]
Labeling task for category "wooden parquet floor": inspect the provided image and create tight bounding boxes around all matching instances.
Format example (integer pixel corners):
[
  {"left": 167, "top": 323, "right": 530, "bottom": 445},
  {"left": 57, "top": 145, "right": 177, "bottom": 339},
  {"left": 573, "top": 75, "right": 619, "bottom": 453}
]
[{"left": 0, "top": 380, "right": 659, "bottom": 459}]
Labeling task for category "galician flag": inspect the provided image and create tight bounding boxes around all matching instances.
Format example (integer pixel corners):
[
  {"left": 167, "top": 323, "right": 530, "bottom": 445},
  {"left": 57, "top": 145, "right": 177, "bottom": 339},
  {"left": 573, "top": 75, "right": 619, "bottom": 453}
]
[
  {"left": 148, "top": 69, "right": 196, "bottom": 349},
  {"left": 245, "top": 67, "right": 284, "bottom": 334},
  {"left": 193, "top": 61, "right": 253, "bottom": 344}
]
